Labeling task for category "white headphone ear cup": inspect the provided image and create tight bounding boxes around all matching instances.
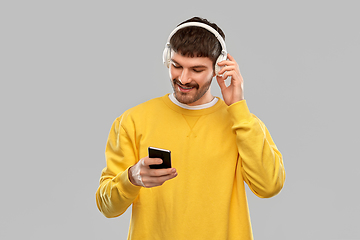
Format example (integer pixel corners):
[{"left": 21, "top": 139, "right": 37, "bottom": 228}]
[
  {"left": 215, "top": 53, "right": 227, "bottom": 76},
  {"left": 163, "top": 45, "right": 171, "bottom": 67},
  {"left": 214, "top": 60, "right": 221, "bottom": 76}
]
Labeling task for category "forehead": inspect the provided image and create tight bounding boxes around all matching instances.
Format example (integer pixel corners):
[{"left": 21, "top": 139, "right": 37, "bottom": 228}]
[{"left": 170, "top": 50, "right": 213, "bottom": 67}]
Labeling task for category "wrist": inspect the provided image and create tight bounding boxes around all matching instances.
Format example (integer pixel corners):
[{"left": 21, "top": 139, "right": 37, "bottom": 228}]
[
  {"left": 128, "top": 166, "right": 135, "bottom": 185},
  {"left": 225, "top": 97, "right": 244, "bottom": 106},
  {"left": 128, "top": 163, "right": 145, "bottom": 187}
]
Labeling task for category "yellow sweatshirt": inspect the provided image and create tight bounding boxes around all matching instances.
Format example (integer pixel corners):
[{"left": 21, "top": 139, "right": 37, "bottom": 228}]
[{"left": 96, "top": 94, "right": 285, "bottom": 240}]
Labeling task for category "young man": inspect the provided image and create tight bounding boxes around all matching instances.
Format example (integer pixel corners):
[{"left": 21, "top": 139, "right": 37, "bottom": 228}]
[{"left": 96, "top": 17, "right": 285, "bottom": 240}]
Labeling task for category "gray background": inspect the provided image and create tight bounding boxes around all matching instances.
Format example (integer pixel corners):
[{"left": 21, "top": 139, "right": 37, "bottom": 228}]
[{"left": 1, "top": 0, "right": 359, "bottom": 239}]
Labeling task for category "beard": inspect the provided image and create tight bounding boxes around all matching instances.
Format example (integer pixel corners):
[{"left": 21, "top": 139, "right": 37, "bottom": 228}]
[{"left": 171, "top": 77, "right": 212, "bottom": 105}]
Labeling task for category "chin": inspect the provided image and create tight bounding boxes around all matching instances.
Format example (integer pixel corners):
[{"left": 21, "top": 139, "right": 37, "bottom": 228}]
[{"left": 174, "top": 92, "right": 196, "bottom": 105}]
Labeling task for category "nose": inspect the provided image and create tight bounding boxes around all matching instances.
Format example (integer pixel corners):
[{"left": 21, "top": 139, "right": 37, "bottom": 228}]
[{"left": 179, "top": 68, "right": 192, "bottom": 84}]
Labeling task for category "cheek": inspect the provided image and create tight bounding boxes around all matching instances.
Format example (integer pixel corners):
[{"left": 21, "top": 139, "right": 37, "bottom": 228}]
[
  {"left": 169, "top": 66, "right": 177, "bottom": 80},
  {"left": 206, "top": 70, "right": 215, "bottom": 79},
  {"left": 199, "top": 70, "right": 215, "bottom": 82}
]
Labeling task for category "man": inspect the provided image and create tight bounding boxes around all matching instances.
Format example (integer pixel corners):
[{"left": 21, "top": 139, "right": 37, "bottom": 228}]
[{"left": 96, "top": 17, "right": 285, "bottom": 240}]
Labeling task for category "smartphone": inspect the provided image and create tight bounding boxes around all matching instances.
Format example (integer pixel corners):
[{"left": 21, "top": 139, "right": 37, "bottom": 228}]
[{"left": 148, "top": 147, "right": 172, "bottom": 169}]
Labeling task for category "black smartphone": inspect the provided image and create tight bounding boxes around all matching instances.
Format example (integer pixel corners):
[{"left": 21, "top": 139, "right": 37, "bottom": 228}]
[{"left": 148, "top": 147, "right": 172, "bottom": 169}]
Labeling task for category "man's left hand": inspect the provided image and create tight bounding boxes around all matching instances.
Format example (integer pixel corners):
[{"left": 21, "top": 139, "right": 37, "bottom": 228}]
[{"left": 216, "top": 53, "right": 244, "bottom": 106}]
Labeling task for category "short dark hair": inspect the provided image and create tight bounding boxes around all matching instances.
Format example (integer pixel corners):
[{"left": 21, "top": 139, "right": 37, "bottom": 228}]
[{"left": 170, "top": 17, "right": 226, "bottom": 68}]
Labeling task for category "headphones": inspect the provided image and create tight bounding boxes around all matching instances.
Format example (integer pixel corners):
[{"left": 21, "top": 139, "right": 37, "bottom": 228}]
[{"left": 163, "top": 22, "right": 227, "bottom": 76}]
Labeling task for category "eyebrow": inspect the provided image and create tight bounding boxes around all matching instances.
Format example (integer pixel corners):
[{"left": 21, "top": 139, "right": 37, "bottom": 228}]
[{"left": 170, "top": 59, "right": 208, "bottom": 69}]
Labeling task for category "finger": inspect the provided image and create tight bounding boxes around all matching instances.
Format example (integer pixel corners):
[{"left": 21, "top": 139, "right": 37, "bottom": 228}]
[
  {"left": 217, "top": 59, "right": 236, "bottom": 67},
  {"left": 149, "top": 168, "right": 177, "bottom": 177},
  {"left": 217, "top": 64, "right": 236, "bottom": 75},
  {"left": 216, "top": 75, "right": 227, "bottom": 90},
  {"left": 223, "top": 70, "right": 239, "bottom": 82},
  {"left": 143, "top": 157, "right": 163, "bottom": 166},
  {"left": 226, "top": 54, "right": 242, "bottom": 75},
  {"left": 142, "top": 171, "right": 178, "bottom": 188},
  {"left": 225, "top": 72, "right": 243, "bottom": 88},
  {"left": 227, "top": 53, "right": 235, "bottom": 61},
  {"left": 223, "top": 70, "right": 235, "bottom": 78},
  {"left": 217, "top": 53, "right": 236, "bottom": 65}
]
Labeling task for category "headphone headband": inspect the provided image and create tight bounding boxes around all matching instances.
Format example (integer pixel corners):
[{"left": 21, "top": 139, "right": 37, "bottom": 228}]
[
  {"left": 165, "top": 22, "right": 227, "bottom": 53},
  {"left": 163, "top": 21, "right": 228, "bottom": 76}
]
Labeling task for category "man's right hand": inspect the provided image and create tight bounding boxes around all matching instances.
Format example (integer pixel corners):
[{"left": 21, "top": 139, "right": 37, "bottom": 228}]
[{"left": 128, "top": 156, "right": 178, "bottom": 188}]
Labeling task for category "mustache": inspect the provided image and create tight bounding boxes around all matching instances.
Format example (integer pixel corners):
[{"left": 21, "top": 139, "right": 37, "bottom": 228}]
[{"left": 173, "top": 79, "right": 199, "bottom": 89}]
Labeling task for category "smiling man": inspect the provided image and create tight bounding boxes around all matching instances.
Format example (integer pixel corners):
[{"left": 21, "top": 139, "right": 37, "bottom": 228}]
[
  {"left": 170, "top": 51, "right": 214, "bottom": 105},
  {"left": 96, "top": 17, "right": 285, "bottom": 240}
]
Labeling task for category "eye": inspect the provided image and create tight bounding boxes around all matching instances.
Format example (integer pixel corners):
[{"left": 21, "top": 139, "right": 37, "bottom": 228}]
[
  {"left": 172, "top": 63, "right": 182, "bottom": 69},
  {"left": 193, "top": 69, "right": 204, "bottom": 73}
]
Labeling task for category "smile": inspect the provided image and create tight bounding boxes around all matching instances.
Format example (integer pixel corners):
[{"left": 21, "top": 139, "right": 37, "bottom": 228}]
[
  {"left": 177, "top": 83, "right": 194, "bottom": 93},
  {"left": 178, "top": 84, "right": 193, "bottom": 89}
]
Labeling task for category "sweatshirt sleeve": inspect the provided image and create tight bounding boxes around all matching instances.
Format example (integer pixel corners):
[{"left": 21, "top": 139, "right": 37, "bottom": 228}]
[
  {"left": 228, "top": 100, "right": 285, "bottom": 198},
  {"left": 96, "top": 115, "right": 142, "bottom": 218}
]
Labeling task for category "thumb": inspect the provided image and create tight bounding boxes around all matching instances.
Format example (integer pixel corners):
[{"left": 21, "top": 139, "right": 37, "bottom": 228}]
[
  {"left": 216, "top": 75, "right": 227, "bottom": 91},
  {"left": 143, "top": 156, "right": 163, "bottom": 166}
]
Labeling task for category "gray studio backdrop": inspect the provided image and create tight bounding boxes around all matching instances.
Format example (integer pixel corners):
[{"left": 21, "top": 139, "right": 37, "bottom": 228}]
[{"left": 1, "top": 1, "right": 359, "bottom": 239}]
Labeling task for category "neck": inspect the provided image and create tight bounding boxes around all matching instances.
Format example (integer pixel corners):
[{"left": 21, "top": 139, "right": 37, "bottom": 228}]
[{"left": 169, "top": 93, "right": 218, "bottom": 110}]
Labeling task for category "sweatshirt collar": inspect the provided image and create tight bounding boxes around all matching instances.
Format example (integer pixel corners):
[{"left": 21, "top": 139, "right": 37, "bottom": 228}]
[{"left": 168, "top": 93, "right": 218, "bottom": 110}]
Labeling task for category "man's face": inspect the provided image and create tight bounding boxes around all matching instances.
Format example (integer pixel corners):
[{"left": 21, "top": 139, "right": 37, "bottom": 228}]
[{"left": 169, "top": 51, "right": 215, "bottom": 106}]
